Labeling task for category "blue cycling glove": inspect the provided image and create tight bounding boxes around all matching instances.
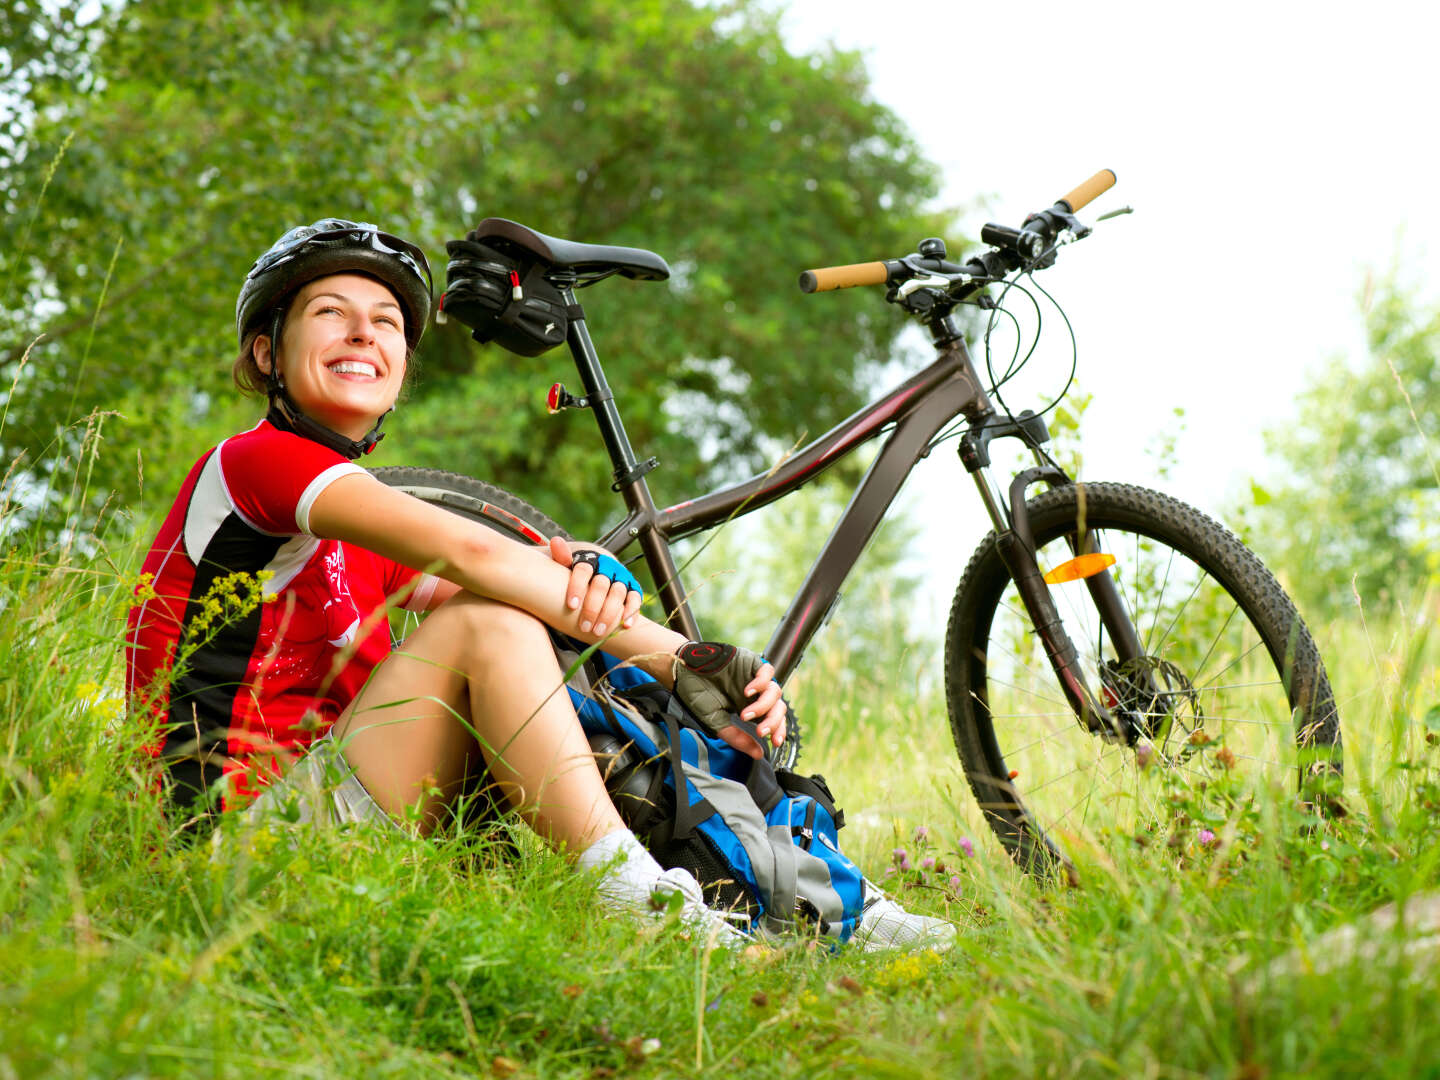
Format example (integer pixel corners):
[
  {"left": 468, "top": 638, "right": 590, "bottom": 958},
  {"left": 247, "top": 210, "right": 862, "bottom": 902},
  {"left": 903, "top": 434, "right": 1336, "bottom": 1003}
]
[{"left": 570, "top": 549, "right": 644, "bottom": 603}]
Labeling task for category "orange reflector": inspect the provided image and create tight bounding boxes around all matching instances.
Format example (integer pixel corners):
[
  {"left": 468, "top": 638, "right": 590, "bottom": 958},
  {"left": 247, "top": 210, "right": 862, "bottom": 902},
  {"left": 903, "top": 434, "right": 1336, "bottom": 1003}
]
[{"left": 1043, "top": 553, "right": 1116, "bottom": 584}]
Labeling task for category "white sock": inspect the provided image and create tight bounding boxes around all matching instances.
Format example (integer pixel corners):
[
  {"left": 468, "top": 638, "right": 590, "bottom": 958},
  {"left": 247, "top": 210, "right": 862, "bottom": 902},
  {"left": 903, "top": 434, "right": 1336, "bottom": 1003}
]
[{"left": 578, "top": 828, "right": 666, "bottom": 905}]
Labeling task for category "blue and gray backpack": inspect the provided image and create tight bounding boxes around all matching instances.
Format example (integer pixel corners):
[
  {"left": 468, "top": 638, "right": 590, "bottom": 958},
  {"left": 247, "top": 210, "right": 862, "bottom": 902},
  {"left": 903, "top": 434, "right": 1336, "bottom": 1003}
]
[{"left": 555, "top": 636, "right": 865, "bottom": 944}]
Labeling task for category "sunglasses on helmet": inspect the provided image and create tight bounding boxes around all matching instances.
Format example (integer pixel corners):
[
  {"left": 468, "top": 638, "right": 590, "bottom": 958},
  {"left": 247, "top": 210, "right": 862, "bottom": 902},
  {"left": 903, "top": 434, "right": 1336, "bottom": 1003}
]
[{"left": 246, "top": 222, "right": 433, "bottom": 292}]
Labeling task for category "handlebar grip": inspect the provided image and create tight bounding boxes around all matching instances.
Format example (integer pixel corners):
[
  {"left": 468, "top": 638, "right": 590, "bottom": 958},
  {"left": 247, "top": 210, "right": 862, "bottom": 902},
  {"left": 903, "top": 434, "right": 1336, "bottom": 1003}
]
[
  {"left": 1058, "top": 169, "right": 1117, "bottom": 213},
  {"left": 798, "top": 261, "right": 889, "bottom": 293}
]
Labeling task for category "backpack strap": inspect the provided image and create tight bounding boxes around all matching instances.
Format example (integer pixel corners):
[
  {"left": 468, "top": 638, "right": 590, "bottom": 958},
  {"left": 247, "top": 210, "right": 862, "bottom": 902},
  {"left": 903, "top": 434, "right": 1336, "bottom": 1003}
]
[
  {"left": 776, "top": 769, "right": 846, "bottom": 831},
  {"left": 612, "top": 685, "right": 722, "bottom": 845},
  {"left": 617, "top": 680, "right": 788, "bottom": 840},
  {"left": 791, "top": 797, "right": 819, "bottom": 851},
  {"left": 766, "top": 843, "right": 800, "bottom": 935},
  {"left": 583, "top": 678, "right": 680, "bottom": 839},
  {"left": 744, "top": 757, "right": 783, "bottom": 815}
]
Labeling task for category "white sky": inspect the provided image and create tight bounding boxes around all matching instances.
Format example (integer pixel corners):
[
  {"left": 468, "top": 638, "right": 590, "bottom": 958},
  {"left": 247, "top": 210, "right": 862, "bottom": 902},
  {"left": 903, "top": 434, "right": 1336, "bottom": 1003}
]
[{"left": 776, "top": 0, "right": 1440, "bottom": 637}]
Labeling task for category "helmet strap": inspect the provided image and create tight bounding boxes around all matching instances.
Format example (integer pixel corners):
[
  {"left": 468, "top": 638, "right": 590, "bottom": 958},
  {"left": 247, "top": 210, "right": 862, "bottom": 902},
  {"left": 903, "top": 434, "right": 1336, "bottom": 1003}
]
[
  {"left": 265, "top": 308, "right": 286, "bottom": 396},
  {"left": 266, "top": 392, "right": 390, "bottom": 460},
  {"left": 262, "top": 308, "right": 390, "bottom": 460}
]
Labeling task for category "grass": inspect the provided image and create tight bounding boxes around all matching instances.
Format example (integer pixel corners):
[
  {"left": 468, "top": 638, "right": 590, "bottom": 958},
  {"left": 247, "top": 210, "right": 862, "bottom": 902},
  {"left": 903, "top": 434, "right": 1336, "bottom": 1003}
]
[{"left": 3, "top": 476, "right": 1440, "bottom": 1079}]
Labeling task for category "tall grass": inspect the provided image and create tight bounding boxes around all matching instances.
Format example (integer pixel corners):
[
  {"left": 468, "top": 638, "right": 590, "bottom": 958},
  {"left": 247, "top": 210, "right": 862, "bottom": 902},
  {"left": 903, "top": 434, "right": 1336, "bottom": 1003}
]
[{"left": 3, "top": 423, "right": 1440, "bottom": 1078}]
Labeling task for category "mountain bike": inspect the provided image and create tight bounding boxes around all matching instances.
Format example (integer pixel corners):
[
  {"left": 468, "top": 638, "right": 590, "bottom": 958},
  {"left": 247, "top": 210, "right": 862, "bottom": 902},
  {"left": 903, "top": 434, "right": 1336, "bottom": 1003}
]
[{"left": 377, "top": 170, "right": 1342, "bottom": 877}]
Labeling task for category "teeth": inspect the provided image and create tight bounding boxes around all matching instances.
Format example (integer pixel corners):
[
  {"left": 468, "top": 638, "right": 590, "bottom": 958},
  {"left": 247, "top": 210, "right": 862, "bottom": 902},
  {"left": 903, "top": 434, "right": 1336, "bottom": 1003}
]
[{"left": 330, "top": 361, "right": 377, "bottom": 377}]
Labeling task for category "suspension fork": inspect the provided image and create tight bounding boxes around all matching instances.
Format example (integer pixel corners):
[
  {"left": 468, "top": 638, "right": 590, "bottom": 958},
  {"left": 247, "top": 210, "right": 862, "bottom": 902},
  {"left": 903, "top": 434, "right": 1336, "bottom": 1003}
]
[
  {"left": 970, "top": 459, "right": 1128, "bottom": 738},
  {"left": 1005, "top": 469, "right": 1147, "bottom": 667}
]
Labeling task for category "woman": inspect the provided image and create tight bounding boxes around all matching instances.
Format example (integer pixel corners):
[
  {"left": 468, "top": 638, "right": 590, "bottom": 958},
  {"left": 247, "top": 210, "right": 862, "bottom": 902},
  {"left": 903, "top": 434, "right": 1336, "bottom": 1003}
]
[{"left": 126, "top": 219, "right": 950, "bottom": 949}]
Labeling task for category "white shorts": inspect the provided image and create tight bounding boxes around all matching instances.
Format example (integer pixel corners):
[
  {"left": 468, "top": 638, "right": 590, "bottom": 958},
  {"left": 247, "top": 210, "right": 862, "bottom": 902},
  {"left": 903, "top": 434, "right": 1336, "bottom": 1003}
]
[{"left": 243, "top": 733, "right": 398, "bottom": 831}]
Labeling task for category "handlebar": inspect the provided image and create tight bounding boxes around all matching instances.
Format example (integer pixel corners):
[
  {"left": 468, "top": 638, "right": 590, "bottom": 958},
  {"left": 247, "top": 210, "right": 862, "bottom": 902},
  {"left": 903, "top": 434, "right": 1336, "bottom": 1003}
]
[
  {"left": 798, "top": 261, "right": 895, "bottom": 294},
  {"left": 798, "top": 168, "right": 1117, "bottom": 301},
  {"left": 1058, "top": 169, "right": 1116, "bottom": 213}
]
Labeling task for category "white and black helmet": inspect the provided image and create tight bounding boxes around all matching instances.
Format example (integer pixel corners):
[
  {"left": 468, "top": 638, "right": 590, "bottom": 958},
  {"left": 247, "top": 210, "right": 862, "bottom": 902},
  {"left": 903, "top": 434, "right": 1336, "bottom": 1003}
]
[
  {"left": 237, "top": 219, "right": 433, "bottom": 459},
  {"left": 236, "top": 218, "right": 433, "bottom": 352}
]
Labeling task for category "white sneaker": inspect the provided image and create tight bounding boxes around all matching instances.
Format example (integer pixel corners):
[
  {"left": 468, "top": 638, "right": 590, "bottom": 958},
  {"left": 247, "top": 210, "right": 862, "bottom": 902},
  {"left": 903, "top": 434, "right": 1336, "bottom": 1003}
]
[
  {"left": 646, "top": 866, "right": 751, "bottom": 948},
  {"left": 851, "top": 878, "right": 957, "bottom": 952}
]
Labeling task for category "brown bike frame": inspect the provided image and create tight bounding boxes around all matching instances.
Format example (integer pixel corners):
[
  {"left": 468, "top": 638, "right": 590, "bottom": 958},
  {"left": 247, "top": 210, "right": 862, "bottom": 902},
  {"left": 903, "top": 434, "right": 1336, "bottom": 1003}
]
[
  {"left": 577, "top": 306, "right": 995, "bottom": 684},
  {"left": 552, "top": 273, "right": 1140, "bottom": 736}
]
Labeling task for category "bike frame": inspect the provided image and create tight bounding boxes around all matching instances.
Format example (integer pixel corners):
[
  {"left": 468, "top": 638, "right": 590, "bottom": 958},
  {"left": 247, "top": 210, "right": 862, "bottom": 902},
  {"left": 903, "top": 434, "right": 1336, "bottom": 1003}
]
[
  {"left": 589, "top": 316, "right": 987, "bottom": 683},
  {"left": 556, "top": 288, "right": 1137, "bottom": 724}
]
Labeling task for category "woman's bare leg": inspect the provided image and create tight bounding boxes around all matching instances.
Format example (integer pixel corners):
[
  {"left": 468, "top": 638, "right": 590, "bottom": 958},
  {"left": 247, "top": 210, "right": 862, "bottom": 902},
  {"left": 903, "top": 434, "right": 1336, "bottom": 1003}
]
[{"left": 331, "top": 591, "right": 625, "bottom": 850}]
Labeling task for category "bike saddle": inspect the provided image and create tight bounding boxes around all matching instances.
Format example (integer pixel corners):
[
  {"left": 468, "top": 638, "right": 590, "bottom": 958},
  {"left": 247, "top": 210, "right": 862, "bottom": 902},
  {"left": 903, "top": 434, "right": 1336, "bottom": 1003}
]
[{"left": 471, "top": 218, "right": 671, "bottom": 281}]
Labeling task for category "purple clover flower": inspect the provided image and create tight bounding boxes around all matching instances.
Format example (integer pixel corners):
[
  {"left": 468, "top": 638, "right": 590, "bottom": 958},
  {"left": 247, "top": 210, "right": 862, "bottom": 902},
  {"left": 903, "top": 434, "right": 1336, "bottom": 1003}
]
[
  {"left": 913, "top": 825, "right": 930, "bottom": 843},
  {"left": 958, "top": 837, "right": 974, "bottom": 858},
  {"left": 1197, "top": 828, "right": 1216, "bottom": 847},
  {"left": 920, "top": 856, "right": 936, "bottom": 871}
]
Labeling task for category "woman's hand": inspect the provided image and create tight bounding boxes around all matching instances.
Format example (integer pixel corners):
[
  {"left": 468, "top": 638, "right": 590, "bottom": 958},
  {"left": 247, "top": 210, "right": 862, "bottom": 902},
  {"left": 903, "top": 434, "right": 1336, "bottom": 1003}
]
[
  {"left": 549, "top": 537, "right": 644, "bottom": 637},
  {"left": 724, "top": 657, "right": 788, "bottom": 760},
  {"left": 672, "top": 641, "right": 789, "bottom": 761}
]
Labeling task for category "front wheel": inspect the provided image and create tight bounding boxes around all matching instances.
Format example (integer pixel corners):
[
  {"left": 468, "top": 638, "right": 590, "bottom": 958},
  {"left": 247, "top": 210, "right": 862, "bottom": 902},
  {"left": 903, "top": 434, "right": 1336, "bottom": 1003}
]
[
  {"left": 372, "top": 467, "right": 803, "bottom": 769},
  {"left": 944, "top": 482, "right": 1342, "bottom": 877}
]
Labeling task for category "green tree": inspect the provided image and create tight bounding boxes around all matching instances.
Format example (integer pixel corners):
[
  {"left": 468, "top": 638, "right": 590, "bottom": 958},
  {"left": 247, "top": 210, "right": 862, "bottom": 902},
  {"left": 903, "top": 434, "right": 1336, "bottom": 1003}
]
[
  {"left": 1250, "top": 272, "right": 1440, "bottom": 616},
  {"left": 2, "top": 0, "right": 948, "bottom": 542}
]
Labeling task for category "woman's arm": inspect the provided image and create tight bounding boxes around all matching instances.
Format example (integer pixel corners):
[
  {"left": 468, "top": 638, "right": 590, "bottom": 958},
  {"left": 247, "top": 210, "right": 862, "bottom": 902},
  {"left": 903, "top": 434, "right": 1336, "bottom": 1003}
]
[
  {"left": 424, "top": 537, "right": 638, "bottom": 634},
  {"left": 309, "top": 472, "right": 785, "bottom": 749},
  {"left": 311, "top": 472, "right": 654, "bottom": 641}
]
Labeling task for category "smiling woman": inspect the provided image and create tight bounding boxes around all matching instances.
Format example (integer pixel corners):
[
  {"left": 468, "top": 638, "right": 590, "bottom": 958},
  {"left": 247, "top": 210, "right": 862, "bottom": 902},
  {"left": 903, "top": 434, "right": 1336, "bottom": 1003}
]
[
  {"left": 120, "top": 217, "right": 852, "bottom": 948},
  {"left": 253, "top": 275, "right": 410, "bottom": 441}
]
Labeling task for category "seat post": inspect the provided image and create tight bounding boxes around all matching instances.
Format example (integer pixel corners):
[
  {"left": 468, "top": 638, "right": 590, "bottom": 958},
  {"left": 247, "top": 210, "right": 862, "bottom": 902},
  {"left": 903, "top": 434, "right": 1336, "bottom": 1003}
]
[{"left": 559, "top": 286, "right": 657, "bottom": 511}]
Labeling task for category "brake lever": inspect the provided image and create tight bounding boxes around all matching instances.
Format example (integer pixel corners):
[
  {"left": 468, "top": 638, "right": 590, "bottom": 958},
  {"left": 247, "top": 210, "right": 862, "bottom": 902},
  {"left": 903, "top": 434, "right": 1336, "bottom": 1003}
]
[
  {"left": 1049, "top": 206, "right": 1132, "bottom": 252},
  {"left": 896, "top": 273, "right": 954, "bottom": 300}
]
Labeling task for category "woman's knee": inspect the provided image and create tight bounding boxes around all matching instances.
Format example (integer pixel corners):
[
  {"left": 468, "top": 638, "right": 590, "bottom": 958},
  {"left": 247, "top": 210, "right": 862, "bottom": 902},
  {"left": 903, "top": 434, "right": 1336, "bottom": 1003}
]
[{"left": 432, "top": 590, "right": 552, "bottom": 662}]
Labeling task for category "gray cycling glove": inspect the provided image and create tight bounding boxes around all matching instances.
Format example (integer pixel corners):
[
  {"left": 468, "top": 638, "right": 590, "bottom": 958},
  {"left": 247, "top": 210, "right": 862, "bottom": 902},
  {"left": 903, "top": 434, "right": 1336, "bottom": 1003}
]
[{"left": 672, "top": 641, "right": 765, "bottom": 737}]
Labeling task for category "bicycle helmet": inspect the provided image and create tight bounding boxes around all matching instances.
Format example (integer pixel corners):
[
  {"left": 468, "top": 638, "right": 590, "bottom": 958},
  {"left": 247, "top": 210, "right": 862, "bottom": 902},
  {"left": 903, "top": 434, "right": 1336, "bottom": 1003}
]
[
  {"left": 235, "top": 219, "right": 433, "bottom": 458},
  {"left": 236, "top": 218, "right": 433, "bottom": 351}
]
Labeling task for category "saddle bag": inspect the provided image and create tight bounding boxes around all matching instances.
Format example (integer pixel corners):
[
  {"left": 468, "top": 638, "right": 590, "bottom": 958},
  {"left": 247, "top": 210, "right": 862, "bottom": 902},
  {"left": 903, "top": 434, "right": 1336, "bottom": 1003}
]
[
  {"left": 441, "top": 238, "right": 573, "bottom": 357},
  {"left": 554, "top": 636, "right": 865, "bottom": 943}
]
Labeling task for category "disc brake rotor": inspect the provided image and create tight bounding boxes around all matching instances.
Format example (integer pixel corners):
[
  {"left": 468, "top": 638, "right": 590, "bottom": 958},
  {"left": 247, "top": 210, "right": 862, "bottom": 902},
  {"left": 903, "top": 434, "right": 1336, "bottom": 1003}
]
[{"left": 1100, "top": 656, "right": 1203, "bottom": 758}]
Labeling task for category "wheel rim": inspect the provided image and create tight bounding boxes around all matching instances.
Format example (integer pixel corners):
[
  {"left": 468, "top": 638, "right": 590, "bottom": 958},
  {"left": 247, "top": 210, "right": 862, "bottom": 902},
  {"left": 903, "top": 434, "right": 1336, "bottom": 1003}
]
[{"left": 968, "top": 518, "right": 1331, "bottom": 858}]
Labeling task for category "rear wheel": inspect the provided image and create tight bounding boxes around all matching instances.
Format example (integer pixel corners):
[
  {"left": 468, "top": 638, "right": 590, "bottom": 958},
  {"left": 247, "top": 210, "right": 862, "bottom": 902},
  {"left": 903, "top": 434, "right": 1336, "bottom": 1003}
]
[
  {"left": 944, "top": 482, "right": 1342, "bottom": 877},
  {"left": 374, "top": 466, "right": 568, "bottom": 545},
  {"left": 373, "top": 467, "right": 803, "bottom": 768}
]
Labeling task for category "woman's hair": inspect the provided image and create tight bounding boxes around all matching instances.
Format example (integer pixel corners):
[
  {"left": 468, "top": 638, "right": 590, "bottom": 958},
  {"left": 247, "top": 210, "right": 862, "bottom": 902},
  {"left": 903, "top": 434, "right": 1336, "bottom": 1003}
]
[
  {"left": 232, "top": 324, "right": 270, "bottom": 396},
  {"left": 230, "top": 279, "right": 418, "bottom": 397}
]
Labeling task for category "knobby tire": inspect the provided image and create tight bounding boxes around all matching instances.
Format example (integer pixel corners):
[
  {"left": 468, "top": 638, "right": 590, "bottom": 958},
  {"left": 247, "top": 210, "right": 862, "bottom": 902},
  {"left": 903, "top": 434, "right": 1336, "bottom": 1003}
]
[{"left": 944, "top": 481, "right": 1341, "bottom": 878}]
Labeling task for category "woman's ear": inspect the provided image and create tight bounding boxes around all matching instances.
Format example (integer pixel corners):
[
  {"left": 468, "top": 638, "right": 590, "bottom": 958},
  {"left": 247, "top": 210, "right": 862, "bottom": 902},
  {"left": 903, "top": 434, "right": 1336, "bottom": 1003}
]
[{"left": 253, "top": 334, "right": 272, "bottom": 376}]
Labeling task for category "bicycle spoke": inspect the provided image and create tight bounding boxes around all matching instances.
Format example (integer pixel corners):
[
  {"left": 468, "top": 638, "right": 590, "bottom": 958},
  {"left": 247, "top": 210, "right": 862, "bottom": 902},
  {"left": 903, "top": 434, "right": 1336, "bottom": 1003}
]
[
  {"left": 1188, "top": 677, "right": 1287, "bottom": 694},
  {"left": 1142, "top": 542, "right": 1180, "bottom": 657},
  {"left": 949, "top": 484, "right": 1338, "bottom": 877},
  {"left": 1000, "top": 721, "right": 1097, "bottom": 758},
  {"left": 977, "top": 679, "right": 1072, "bottom": 713},
  {"left": 1064, "top": 753, "right": 1136, "bottom": 829},
  {"left": 1160, "top": 711, "right": 1285, "bottom": 728},
  {"left": 1191, "top": 631, "right": 1268, "bottom": 691},
  {"left": 988, "top": 644, "right": 1076, "bottom": 694},
  {"left": 1184, "top": 598, "right": 1242, "bottom": 685},
  {"left": 984, "top": 710, "right": 1080, "bottom": 723}
]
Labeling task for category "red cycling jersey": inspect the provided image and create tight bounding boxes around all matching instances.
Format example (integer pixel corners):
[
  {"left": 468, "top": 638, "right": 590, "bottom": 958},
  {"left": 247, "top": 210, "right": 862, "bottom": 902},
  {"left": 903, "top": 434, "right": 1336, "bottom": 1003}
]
[{"left": 126, "top": 418, "right": 437, "bottom": 811}]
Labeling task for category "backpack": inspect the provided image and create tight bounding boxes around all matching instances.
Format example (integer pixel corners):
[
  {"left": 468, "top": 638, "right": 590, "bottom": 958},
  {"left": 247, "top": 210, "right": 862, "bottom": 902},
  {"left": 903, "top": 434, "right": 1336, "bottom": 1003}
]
[{"left": 554, "top": 636, "right": 865, "bottom": 944}]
